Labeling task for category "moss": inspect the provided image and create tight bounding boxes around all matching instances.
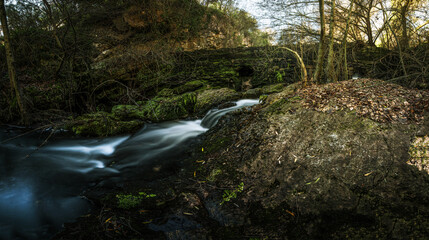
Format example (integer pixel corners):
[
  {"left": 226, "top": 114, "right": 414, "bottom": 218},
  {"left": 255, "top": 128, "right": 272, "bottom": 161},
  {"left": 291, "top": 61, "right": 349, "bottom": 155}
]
[
  {"left": 173, "top": 80, "right": 205, "bottom": 94},
  {"left": 262, "top": 83, "right": 285, "bottom": 94},
  {"left": 263, "top": 98, "right": 288, "bottom": 115},
  {"left": 207, "top": 169, "right": 222, "bottom": 182},
  {"left": 157, "top": 88, "right": 175, "bottom": 97},
  {"left": 195, "top": 88, "right": 240, "bottom": 115},
  {"left": 243, "top": 88, "right": 263, "bottom": 98},
  {"left": 112, "top": 92, "right": 197, "bottom": 122},
  {"left": 69, "top": 112, "right": 143, "bottom": 137}
]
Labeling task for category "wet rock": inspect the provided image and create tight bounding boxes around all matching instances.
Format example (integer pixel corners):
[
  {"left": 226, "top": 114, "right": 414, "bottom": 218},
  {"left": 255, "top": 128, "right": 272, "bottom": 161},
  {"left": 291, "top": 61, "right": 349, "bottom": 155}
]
[{"left": 195, "top": 88, "right": 241, "bottom": 116}]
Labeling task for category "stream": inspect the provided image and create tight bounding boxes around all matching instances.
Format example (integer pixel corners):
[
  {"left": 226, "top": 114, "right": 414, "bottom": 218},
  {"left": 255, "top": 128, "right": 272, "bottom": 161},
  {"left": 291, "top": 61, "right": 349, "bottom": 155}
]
[{"left": 0, "top": 99, "right": 259, "bottom": 240}]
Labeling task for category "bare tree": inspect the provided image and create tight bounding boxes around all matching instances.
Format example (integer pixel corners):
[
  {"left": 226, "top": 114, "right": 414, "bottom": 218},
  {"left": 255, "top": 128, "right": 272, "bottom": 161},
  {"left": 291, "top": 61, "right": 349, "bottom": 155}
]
[
  {"left": 314, "top": 0, "right": 326, "bottom": 83},
  {"left": 341, "top": 0, "right": 355, "bottom": 81},
  {"left": 325, "top": 0, "right": 337, "bottom": 82},
  {"left": 0, "top": 0, "right": 27, "bottom": 124}
]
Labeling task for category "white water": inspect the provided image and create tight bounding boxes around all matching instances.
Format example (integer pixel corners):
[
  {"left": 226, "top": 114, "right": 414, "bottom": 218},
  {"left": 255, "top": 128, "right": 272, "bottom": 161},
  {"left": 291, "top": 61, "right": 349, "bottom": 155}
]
[{"left": 0, "top": 99, "right": 259, "bottom": 240}]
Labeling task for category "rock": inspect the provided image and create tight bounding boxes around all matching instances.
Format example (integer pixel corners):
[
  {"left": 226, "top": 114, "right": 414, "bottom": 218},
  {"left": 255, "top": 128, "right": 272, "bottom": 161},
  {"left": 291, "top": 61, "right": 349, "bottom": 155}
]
[
  {"left": 112, "top": 92, "right": 197, "bottom": 123},
  {"left": 69, "top": 112, "right": 143, "bottom": 137},
  {"left": 194, "top": 84, "right": 429, "bottom": 238},
  {"left": 173, "top": 80, "right": 205, "bottom": 95},
  {"left": 261, "top": 83, "right": 285, "bottom": 94},
  {"left": 195, "top": 88, "right": 241, "bottom": 116},
  {"left": 243, "top": 88, "right": 262, "bottom": 98}
]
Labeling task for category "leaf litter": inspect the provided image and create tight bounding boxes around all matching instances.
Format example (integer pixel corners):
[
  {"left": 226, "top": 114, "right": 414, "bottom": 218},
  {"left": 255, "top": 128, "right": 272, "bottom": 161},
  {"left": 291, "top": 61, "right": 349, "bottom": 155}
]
[{"left": 298, "top": 78, "right": 429, "bottom": 124}]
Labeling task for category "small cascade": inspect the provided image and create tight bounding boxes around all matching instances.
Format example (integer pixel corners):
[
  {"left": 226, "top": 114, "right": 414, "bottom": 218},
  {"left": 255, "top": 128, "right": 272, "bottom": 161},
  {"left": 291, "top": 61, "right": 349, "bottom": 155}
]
[{"left": 0, "top": 99, "right": 259, "bottom": 239}]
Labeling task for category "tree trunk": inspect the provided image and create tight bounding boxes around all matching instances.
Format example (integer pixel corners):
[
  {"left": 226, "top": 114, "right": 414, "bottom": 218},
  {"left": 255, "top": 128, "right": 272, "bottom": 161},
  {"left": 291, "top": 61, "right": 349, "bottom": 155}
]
[
  {"left": 280, "top": 47, "right": 308, "bottom": 87},
  {"left": 342, "top": 0, "right": 354, "bottom": 81},
  {"left": 325, "top": 0, "right": 336, "bottom": 82},
  {"left": 0, "top": 0, "right": 27, "bottom": 124},
  {"left": 400, "top": 0, "right": 410, "bottom": 49},
  {"left": 314, "top": 0, "right": 326, "bottom": 83},
  {"left": 365, "top": 0, "right": 374, "bottom": 45},
  {"left": 381, "top": 2, "right": 407, "bottom": 77}
]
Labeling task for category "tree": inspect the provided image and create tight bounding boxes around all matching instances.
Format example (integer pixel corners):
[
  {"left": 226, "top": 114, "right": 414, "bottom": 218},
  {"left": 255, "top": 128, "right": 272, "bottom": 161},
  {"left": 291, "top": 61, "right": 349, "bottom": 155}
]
[
  {"left": 353, "top": 0, "right": 378, "bottom": 45},
  {"left": 341, "top": 0, "right": 355, "bottom": 81},
  {"left": 0, "top": 0, "right": 27, "bottom": 123},
  {"left": 313, "top": 0, "right": 326, "bottom": 83},
  {"left": 325, "top": 0, "right": 337, "bottom": 82}
]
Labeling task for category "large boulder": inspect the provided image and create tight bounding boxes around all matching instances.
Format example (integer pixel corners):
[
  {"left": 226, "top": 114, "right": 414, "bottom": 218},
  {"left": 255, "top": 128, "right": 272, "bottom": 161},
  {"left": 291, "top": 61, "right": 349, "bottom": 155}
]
[
  {"left": 193, "top": 79, "right": 429, "bottom": 238},
  {"left": 68, "top": 112, "right": 143, "bottom": 137},
  {"left": 195, "top": 88, "right": 241, "bottom": 116},
  {"left": 112, "top": 92, "right": 197, "bottom": 122}
]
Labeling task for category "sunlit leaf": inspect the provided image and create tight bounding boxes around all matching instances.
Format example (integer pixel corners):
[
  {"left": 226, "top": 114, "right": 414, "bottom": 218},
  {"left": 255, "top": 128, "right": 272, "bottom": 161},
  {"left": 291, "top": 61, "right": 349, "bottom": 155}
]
[{"left": 286, "top": 210, "right": 295, "bottom": 217}]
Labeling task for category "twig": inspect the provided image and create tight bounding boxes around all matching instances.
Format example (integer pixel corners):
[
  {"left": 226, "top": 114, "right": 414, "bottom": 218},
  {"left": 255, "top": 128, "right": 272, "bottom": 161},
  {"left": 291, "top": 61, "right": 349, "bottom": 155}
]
[
  {"left": 1, "top": 124, "right": 53, "bottom": 144},
  {"left": 22, "top": 125, "right": 58, "bottom": 160}
]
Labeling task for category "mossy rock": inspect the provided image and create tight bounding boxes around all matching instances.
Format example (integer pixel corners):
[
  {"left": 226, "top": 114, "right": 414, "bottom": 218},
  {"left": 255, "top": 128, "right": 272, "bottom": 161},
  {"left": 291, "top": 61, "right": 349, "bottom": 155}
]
[
  {"left": 243, "top": 88, "right": 263, "bottom": 98},
  {"left": 195, "top": 88, "right": 241, "bottom": 115},
  {"left": 69, "top": 112, "right": 143, "bottom": 137},
  {"left": 112, "top": 92, "right": 197, "bottom": 122},
  {"left": 262, "top": 83, "right": 285, "bottom": 94},
  {"left": 157, "top": 88, "right": 175, "bottom": 97},
  {"left": 173, "top": 80, "right": 205, "bottom": 94},
  {"left": 111, "top": 105, "right": 148, "bottom": 120}
]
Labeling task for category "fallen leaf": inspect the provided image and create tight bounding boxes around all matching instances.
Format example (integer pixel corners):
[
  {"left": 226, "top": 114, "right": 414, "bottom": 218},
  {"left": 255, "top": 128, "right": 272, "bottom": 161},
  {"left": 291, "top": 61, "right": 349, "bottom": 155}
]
[{"left": 286, "top": 210, "right": 295, "bottom": 217}]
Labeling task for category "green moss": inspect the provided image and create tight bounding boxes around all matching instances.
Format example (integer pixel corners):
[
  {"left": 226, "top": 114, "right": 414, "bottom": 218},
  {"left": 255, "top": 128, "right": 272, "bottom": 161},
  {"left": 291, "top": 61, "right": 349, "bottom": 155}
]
[
  {"left": 173, "top": 80, "right": 205, "bottom": 94},
  {"left": 112, "top": 92, "right": 197, "bottom": 122},
  {"left": 207, "top": 169, "right": 222, "bottom": 182},
  {"left": 157, "top": 88, "right": 175, "bottom": 97},
  {"left": 243, "top": 88, "right": 263, "bottom": 98},
  {"left": 262, "top": 83, "right": 285, "bottom": 94},
  {"left": 195, "top": 88, "right": 239, "bottom": 114},
  {"left": 116, "top": 192, "right": 156, "bottom": 209},
  {"left": 265, "top": 98, "right": 288, "bottom": 115},
  {"left": 69, "top": 112, "right": 143, "bottom": 137}
]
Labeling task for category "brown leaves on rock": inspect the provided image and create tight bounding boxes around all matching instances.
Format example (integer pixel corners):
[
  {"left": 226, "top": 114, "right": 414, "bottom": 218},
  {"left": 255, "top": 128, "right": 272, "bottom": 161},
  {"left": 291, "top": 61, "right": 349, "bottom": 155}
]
[
  {"left": 407, "top": 136, "right": 429, "bottom": 174},
  {"left": 298, "top": 78, "right": 429, "bottom": 124}
]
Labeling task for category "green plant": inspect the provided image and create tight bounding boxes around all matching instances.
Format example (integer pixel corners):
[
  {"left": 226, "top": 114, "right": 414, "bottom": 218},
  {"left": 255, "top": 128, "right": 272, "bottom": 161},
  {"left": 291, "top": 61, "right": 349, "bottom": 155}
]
[
  {"left": 259, "top": 94, "right": 268, "bottom": 103},
  {"left": 275, "top": 71, "right": 284, "bottom": 83},
  {"left": 116, "top": 192, "right": 156, "bottom": 209},
  {"left": 220, "top": 182, "right": 244, "bottom": 205}
]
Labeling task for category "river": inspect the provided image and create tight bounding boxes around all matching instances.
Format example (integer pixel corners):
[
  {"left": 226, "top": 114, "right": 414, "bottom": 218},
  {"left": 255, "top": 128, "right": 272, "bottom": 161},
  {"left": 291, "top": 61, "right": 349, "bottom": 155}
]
[{"left": 0, "top": 99, "right": 259, "bottom": 240}]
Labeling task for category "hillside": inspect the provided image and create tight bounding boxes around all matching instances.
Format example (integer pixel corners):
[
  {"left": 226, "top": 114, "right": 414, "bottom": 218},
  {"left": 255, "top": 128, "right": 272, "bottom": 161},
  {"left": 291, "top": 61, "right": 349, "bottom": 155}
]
[{"left": 0, "top": 0, "right": 270, "bottom": 125}]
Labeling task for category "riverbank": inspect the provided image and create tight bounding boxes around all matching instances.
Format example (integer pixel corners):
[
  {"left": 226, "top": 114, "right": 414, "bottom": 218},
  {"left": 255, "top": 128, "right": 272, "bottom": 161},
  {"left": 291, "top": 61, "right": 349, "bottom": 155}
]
[{"left": 54, "top": 79, "right": 429, "bottom": 239}]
